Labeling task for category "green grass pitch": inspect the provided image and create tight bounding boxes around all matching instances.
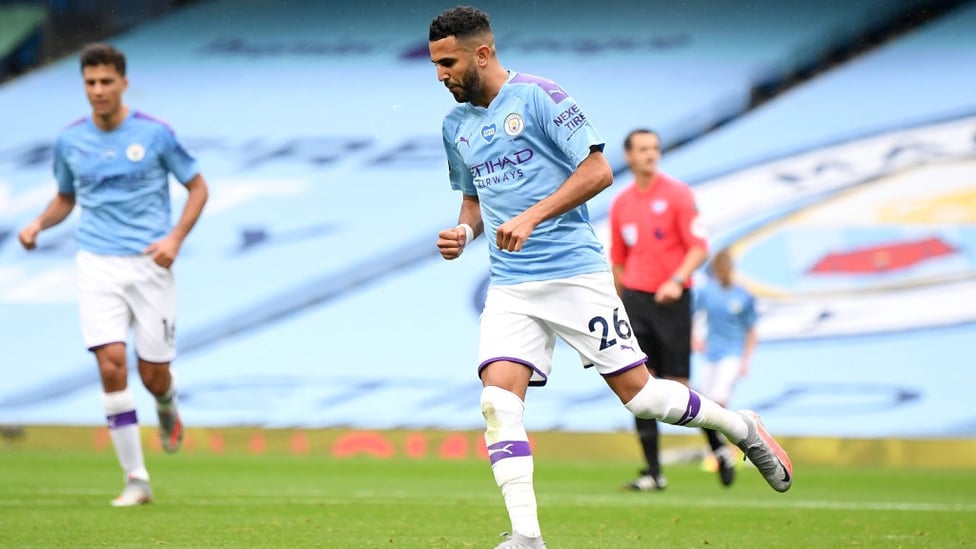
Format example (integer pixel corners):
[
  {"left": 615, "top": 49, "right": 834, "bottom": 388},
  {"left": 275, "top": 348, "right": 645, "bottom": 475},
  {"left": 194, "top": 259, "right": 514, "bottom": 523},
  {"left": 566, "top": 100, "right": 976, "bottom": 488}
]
[{"left": 1, "top": 448, "right": 973, "bottom": 548}]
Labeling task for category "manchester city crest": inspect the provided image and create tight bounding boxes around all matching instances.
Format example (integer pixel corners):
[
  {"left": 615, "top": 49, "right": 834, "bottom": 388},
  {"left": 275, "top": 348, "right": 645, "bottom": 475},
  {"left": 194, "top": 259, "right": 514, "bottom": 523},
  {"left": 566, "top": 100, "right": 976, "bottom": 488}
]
[{"left": 504, "top": 113, "right": 524, "bottom": 136}]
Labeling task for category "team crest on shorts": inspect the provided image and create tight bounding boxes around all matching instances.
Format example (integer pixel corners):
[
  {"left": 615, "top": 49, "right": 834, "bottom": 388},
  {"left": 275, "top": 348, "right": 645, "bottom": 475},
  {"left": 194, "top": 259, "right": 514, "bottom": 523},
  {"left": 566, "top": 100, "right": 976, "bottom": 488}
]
[
  {"left": 504, "top": 113, "right": 525, "bottom": 136},
  {"left": 126, "top": 143, "right": 146, "bottom": 162}
]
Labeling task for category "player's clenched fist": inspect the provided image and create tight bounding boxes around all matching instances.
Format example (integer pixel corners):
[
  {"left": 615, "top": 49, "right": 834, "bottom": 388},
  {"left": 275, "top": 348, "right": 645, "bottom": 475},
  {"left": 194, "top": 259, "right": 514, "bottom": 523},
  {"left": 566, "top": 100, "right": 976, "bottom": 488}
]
[
  {"left": 437, "top": 225, "right": 471, "bottom": 260},
  {"left": 18, "top": 221, "right": 42, "bottom": 250},
  {"left": 496, "top": 214, "right": 538, "bottom": 252}
]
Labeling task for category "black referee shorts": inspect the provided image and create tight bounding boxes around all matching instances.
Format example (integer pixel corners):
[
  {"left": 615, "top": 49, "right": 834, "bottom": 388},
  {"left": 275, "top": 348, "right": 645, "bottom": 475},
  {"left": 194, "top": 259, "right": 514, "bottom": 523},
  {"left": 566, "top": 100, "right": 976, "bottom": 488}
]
[{"left": 621, "top": 287, "right": 692, "bottom": 380}]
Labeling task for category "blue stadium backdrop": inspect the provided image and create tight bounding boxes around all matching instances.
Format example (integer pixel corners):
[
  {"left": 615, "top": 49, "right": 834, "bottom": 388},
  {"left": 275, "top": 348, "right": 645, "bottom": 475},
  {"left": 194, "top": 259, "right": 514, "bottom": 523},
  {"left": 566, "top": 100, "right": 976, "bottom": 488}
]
[{"left": 1, "top": 0, "right": 974, "bottom": 436}]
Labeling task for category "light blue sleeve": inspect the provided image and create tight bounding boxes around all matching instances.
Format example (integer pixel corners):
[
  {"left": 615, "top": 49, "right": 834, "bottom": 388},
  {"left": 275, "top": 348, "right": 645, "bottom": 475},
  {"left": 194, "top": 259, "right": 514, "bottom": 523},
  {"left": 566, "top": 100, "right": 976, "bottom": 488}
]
[
  {"left": 158, "top": 127, "right": 199, "bottom": 184},
  {"left": 443, "top": 117, "right": 476, "bottom": 196},
  {"left": 535, "top": 84, "right": 605, "bottom": 167},
  {"left": 53, "top": 137, "right": 75, "bottom": 194}
]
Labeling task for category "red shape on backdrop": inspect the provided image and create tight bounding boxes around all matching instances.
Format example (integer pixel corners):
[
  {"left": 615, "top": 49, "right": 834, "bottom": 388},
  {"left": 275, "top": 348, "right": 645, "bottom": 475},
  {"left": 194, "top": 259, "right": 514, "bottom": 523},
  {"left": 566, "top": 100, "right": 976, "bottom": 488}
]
[
  {"left": 810, "top": 237, "right": 956, "bottom": 274},
  {"left": 248, "top": 432, "right": 266, "bottom": 454},
  {"left": 405, "top": 433, "right": 427, "bottom": 458},
  {"left": 438, "top": 434, "right": 469, "bottom": 460},
  {"left": 208, "top": 431, "right": 225, "bottom": 454},
  {"left": 291, "top": 432, "right": 310, "bottom": 455},
  {"left": 93, "top": 427, "right": 110, "bottom": 451},
  {"left": 332, "top": 431, "right": 395, "bottom": 458}
]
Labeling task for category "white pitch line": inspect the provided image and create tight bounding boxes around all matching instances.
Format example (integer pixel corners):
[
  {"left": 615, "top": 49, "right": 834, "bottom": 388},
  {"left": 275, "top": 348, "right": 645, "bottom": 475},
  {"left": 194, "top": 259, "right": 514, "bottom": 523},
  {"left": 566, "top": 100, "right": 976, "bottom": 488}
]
[{"left": 1, "top": 493, "right": 973, "bottom": 512}]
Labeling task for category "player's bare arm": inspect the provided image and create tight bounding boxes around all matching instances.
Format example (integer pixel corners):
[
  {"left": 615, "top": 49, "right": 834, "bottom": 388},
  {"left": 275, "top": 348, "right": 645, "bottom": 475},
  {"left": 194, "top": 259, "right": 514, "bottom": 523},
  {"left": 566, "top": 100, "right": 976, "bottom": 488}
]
[
  {"left": 741, "top": 327, "right": 758, "bottom": 376},
  {"left": 496, "top": 147, "right": 612, "bottom": 252},
  {"left": 438, "top": 193, "right": 483, "bottom": 260},
  {"left": 143, "top": 174, "right": 208, "bottom": 268},
  {"left": 692, "top": 309, "right": 707, "bottom": 353},
  {"left": 611, "top": 263, "right": 626, "bottom": 297},
  {"left": 18, "top": 192, "right": 76, "bottom": 250},
  {"left": 655, "top": 244, "right": 708, "bottom": 303}
]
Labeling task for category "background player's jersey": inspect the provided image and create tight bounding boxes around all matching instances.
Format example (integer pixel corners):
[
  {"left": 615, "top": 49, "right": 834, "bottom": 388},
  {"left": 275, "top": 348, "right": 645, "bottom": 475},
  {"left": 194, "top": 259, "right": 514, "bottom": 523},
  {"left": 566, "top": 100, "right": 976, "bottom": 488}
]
[
  {"left": 694, "top": 278, "right": 757, "bottom": 362},
  {"left": 54, "top": 111, "right": 199, "bottom": 255},
  {"left": 442, "top": 71, "right": 607, "bottom": 285}
]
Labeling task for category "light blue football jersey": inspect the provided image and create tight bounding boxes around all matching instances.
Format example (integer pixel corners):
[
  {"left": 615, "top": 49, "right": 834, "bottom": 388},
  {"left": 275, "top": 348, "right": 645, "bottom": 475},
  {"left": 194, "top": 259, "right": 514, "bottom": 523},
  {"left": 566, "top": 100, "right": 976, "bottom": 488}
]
[
  {"left": 442, "top": 71, "right": 609, "bottom": 285},
  {"left": 54, "top": 111, "right": 199, "bottom": 255},
  {"left": 694, "top": 278, "right": 758, "bottom": 362}
]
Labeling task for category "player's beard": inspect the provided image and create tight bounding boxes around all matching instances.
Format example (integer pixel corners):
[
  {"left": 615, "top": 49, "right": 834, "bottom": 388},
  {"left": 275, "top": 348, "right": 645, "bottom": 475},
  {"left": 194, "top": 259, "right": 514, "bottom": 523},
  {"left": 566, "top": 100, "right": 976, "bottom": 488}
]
[{"left": 451, "top": 64, "right": 484, "bottom": 104}]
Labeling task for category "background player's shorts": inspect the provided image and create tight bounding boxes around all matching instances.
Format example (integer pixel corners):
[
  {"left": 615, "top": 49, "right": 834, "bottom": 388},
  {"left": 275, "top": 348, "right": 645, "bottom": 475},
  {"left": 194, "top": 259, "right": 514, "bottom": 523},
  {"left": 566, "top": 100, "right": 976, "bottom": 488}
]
[
  {"left": 478, "top": 271, "right": 647, "bottom": 386},
  {"left": 76, "top": 250, "right": 176, "bottom": 363},
  {"left": 622, "top": 288, "right": 692, "bottom": 379},
  {"left": 698, "top": 356, "right": 741, "bottom": 405}
]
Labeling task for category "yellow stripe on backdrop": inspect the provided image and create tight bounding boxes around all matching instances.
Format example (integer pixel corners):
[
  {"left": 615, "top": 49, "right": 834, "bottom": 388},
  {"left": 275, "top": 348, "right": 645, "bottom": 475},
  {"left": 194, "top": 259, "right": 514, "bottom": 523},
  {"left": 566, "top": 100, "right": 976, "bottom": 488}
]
[{"left": 3, "top": 426, "right": 974, "bottom": 469}]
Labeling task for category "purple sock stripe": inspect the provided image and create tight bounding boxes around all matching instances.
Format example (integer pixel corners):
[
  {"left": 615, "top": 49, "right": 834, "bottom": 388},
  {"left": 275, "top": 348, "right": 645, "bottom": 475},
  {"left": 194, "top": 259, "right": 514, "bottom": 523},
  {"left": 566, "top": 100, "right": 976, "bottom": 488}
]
[
  {"left": 676, "top": 391, "right": 702, "bottom": 426},
  {"left": 107, "top": 410, "right": 138, "bottom": 429},
  {"left": 487, "top": 440, "right": 532, "bottom": 466}
]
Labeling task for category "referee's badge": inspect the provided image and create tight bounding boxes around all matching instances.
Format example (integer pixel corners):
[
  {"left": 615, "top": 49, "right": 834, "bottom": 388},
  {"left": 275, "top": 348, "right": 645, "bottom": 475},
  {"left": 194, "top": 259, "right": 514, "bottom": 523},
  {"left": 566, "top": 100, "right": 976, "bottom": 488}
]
[
  {"left": 504, "top": 113, "right": 525, "bottom": 136},
  {"left": 126, "top": 143, "right": 146, "bottom": 162},
  {"left": 622, "top": 223, "right": 638, "bottom": 246}
]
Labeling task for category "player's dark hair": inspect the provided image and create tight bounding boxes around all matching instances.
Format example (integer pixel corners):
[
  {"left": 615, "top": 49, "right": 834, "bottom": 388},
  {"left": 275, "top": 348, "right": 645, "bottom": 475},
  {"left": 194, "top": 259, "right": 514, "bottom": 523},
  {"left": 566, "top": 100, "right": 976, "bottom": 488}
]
[
  {"left": 429, "top": 6, "right": 492, "bottom": 42},
  {"left": 80, "top": 43, "right": 126, "bottom": 76},
  {"left": 624, "top": 128, "right": 660, "bottom": 150}
]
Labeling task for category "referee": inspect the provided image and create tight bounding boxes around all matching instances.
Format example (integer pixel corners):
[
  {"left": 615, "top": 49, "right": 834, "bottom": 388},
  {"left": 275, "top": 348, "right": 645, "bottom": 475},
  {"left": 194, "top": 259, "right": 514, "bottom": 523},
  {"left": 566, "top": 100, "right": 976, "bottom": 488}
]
[{"left": 608, "top": 128, "right": 734, "bottom": 490}]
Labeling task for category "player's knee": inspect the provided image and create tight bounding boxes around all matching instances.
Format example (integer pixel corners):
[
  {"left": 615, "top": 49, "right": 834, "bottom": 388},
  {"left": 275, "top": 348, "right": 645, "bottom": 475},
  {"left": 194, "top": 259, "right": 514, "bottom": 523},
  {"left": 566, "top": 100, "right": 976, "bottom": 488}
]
[
  {"left": 94, "top": 347, "right": 127, "bottom": 384},
  {"left": 481, "top": 386, "right": 524, "bottom": 429},
  {"left": 98, "top": 366, "right": 127, "bottom": 390},
  {"left": 604, "top": 363, "right": 650, "bottom": 403},
  {"left": 624, "top": 377, "right": 689, "bottom": 423},
  {"left": 140, "top": 376, "right": 163, "bottom": 395},
  {"left": 138, "top": 365, "right": 170, "bottom": 395}
]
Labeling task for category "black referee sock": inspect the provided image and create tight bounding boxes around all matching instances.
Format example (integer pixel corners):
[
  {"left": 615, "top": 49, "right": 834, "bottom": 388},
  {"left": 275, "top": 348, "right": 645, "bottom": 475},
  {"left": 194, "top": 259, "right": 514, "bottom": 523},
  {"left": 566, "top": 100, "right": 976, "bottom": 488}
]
[
  {"left": 704, "top": 428, "right": 726, "bottom": 452},
  {"left": 635, "top": 416, "right": 661, "bottom": 477}
]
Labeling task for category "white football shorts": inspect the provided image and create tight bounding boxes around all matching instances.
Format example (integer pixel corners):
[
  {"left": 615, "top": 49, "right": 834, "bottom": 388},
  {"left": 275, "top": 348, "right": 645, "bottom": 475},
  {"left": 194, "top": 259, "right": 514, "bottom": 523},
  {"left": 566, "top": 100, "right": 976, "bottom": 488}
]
[
  {"left": 478, "top": 271, "right": 648, "bottom": 385},
  {"left": 76, "top": 250, "right": 176, "bottom": 363},
  {"left": 698, "top": 356, "right": 742, "bottom": 405}
]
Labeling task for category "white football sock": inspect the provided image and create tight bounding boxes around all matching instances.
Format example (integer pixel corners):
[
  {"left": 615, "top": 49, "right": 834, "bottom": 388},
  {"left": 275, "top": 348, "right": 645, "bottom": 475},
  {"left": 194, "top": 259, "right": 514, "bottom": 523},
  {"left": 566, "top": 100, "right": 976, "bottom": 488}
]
[
  {"left": 103, "top": 390, "right": 149, "bottom": 482},
  {"left": 624, "top": 377, "right": 748, "bottom": 444},
  {"left": 482, "top": 386, "right": 540, "bottom": 539}
]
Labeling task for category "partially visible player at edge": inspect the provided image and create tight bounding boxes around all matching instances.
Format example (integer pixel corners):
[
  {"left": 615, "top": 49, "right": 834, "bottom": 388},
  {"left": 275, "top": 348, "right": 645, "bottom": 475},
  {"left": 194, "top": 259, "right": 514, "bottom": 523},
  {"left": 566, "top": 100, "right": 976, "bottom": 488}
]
[
  {"left": 429, "top": 6, "right": 792, "bottom": 548},
  {"left": 18, "top": 43, "right": 208, "bottom": 507}
]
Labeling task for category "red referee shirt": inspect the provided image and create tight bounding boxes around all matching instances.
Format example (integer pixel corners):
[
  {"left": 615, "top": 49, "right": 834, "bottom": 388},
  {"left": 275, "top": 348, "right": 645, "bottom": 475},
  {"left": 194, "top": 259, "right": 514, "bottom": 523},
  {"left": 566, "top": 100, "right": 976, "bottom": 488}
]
[{"left": 609, "top": 172, "right": 708, "bottom": 293}]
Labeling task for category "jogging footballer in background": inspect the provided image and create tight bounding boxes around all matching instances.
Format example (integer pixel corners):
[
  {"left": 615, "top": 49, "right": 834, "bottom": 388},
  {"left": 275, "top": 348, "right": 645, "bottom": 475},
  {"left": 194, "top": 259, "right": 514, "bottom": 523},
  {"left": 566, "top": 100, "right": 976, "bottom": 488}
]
[
  {"left": 693, "top": 248, "right": 759, "bottom": 412},
  {"left": 609, "top": 128, "right": 737, "bottom": 491},
  {"left": 18, "top": 43, "right": 208, "bottom": 507},
  {"left": 430, "top": 6, "right": 793, "bottom": 548}
]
